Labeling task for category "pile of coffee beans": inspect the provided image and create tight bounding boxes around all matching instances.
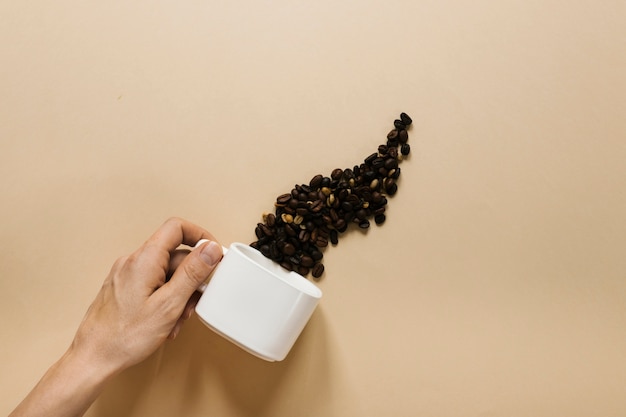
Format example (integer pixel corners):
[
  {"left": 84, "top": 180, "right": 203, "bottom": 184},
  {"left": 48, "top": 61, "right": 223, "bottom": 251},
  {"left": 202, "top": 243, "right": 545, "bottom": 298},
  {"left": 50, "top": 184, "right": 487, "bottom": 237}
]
[{"left": 250, "top": 112, "right": 412, "bottom": 279}]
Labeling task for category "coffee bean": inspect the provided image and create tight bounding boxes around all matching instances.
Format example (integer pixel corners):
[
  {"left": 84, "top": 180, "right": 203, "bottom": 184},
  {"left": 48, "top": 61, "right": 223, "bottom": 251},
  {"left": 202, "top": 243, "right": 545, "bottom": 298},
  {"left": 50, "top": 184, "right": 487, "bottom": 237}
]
[
  {"left": 400, "top": 112, "right": 412, "bottom": 126},
  {"left": 331, "top": 168, "right": 343, "bottom": 181},
  {"left": 359, "top": 219, "right": 370, "bottom": 229},
  {"left": 398, "top": 129, "right": 408, "bottom": 144},
  {"left": 365, "top": 152, "right": 377, "bottom": 165},
  {"left": 260, "top": 223, "right": 273, "bottom": 237},
  {"left": 401, "top": 143, "right": 410, "bottom": 156},
  {"left": 276, "top": 193, "right": 291, "bottom": 205},
  {"left": 312, "top": 263, "right": 324, "bottom": 278},
  {"left": 310, "top": 174, "right": 323, "bottom": 189},
  {"left": 301, "top": 255, "right": 314, "bottom": 267},
  {"left": 299, "top": 229, "right": 310, "bottom": 243},
  {"left": 387, "top": 129, "right": 399, "bottom": 141},
  {"left": 283, "top": 243, "right": 296, "bottom": 256},
  {"left": 394, "top": 119, "right": 406, "bottom": 130},
  {"left": 384, "top": 178, "right": 398, "bottom": 195},
  {"left": 310, "top": 200, "right": 324, "bottom": 212},
  {"left": 316, "top": 236, "right": 328, "bottom": 247},
  {"left": 265, "top": 213, "right": 276, "bottom": 227},
  {"left": 375, "top": 213, "right": 386, "bottom": 224},
  {"left": 384, "top": 158, "right": 398, "bottom": 170},
  {"left": 330, "top": 229, "right": 338, "bottom": 244}
]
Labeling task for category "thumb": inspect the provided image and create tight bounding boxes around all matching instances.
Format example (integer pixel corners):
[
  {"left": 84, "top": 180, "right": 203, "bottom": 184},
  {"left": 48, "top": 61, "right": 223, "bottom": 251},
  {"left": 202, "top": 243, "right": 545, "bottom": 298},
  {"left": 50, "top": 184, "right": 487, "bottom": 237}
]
[{"left": 164, "top": 240, "right": 223, "bottom": 304}]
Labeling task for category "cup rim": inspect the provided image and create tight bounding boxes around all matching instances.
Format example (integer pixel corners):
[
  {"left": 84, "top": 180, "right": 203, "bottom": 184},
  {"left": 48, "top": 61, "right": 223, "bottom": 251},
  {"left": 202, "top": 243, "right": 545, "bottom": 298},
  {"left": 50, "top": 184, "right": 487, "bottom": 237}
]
[{"left": 230, "top": 242, "right": 322, "bottom": 299}]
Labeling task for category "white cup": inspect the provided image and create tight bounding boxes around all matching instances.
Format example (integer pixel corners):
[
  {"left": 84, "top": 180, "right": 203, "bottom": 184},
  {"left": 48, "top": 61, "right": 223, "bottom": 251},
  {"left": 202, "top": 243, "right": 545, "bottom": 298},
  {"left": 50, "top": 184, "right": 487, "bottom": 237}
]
[{"left": 193, "top": 241, "right": 323, "bottom": 362}]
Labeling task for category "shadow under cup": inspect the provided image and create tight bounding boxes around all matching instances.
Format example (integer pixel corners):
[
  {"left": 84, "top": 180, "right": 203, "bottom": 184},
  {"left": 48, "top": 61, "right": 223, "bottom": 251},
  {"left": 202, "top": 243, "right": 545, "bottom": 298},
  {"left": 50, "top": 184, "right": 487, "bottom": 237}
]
[{"left": 194, "top": 242, "right": 323, "bottom": 362}]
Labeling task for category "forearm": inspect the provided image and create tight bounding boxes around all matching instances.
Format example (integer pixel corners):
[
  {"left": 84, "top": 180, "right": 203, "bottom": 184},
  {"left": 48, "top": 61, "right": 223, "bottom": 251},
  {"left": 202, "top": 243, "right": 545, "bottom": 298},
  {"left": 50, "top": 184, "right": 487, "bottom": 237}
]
[{"left": 9, "top": 346, "right": 118, "bottom": 417}]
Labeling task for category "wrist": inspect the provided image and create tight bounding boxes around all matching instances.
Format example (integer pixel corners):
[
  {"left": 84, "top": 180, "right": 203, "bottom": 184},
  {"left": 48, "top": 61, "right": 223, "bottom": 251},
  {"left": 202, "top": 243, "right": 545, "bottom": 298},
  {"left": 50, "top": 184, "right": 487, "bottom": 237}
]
[{"left": 9, "top": 344, "right": 119, "bottom": 417}]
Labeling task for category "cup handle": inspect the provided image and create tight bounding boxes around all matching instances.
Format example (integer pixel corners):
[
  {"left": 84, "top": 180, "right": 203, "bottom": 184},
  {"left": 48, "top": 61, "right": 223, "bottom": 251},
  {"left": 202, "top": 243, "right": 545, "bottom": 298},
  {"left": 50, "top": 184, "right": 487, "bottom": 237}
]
[{"left": 193, "top": 239, "right": 229, "bottom": 293}]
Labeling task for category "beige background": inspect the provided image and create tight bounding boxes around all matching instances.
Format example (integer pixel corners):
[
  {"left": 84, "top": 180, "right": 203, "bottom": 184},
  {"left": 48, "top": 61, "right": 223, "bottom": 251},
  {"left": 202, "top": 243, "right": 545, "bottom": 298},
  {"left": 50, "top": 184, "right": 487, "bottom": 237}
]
[{"left": 1, "top": 0, "right": 625, "bottom": 416}]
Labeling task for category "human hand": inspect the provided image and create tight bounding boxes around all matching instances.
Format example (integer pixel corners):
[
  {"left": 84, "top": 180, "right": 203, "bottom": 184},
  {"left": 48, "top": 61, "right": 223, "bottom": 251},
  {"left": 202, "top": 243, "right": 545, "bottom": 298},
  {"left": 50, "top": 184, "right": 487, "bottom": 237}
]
[
  {"left": 70, "top": 217, "right": 223, "bottom": 375},
  {"left": 9, "top": 218, "right": 223, "bottom": 417}
]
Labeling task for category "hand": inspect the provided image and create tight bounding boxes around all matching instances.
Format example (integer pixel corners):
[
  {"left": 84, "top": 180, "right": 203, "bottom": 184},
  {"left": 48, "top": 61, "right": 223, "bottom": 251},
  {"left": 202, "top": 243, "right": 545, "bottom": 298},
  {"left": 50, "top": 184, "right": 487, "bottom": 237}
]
[
  {"left": 9, "top": 217, "right": 223, "bottom": 417},
  {"left": 71, "top": 217, "right": 223, "bottom": 374}
]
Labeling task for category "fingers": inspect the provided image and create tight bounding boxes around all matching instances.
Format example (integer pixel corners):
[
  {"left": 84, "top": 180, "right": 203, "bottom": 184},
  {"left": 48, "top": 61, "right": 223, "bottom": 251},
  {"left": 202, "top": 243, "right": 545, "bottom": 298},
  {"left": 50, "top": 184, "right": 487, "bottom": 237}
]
[
  {"left": 167, "top": 291, "right": 202, "bottom": 339},
  {"left": 145, "top": 217, "right": 218, "bottom": 254},
  {"left": 157, "top": 240, "right": 223, "bottom": 308},
  {"left": 167, "top": 249, "right": 190, "bottom": 281}
]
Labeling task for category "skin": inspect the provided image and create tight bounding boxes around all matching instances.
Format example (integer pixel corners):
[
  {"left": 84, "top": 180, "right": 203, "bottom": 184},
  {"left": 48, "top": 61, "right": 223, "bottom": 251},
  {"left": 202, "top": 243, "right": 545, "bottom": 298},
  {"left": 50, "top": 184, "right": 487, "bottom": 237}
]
[{"left": 9, "top": 217, "right": 224, "bottom": 417}]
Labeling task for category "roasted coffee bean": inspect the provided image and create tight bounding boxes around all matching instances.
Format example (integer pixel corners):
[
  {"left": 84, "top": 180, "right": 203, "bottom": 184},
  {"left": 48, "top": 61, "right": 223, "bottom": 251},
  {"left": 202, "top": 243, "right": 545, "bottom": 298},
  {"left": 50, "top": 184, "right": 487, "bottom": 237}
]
[
  {"left": 331, "top": 168, "right": 343, "bottom": 180},
  {"left": 401, "top": 143, "right": 410, "bottom": 156},
  {"left": 328, "top": 229, "right": 338, "bottom": 245},
  {"left": 301, "top": 255, "right": 314, "bottom": 268},
  {"left": 359, "top": 219, "right": 370, "bottom": 229},
  {"left": 400, "top": 112, "right": 412, "bottom": 126},
  {"left": 372, "top": 157, "right": 385, "bottom": 169},
  {"left": 260, "top": 223, "right": 273, "bottom": 236},
  {"left": 365, "top": 152, "right": 378, "bottom": 165},
  {"left": 387, "top": 129, "right": 399, "bottom": 141},
  {"left": 310, "top": 200, "right": 324, "bottom": 212},
  {"left": 297, "top": 266, "right": 310, "bottom": 276},
  {"left": 316, "top": 236, "right": 328, "bottom": 247},
  {"left": 281, "top": 261, "right": 293, "bottom": 271},
  {"left": 310, "top": 174, "right": 323, "bottom": 189},
  {"left": 283, "top": 243, "right": 296, "bottom": 256},
  {"left": 276, "top": 193, "right": 291, "bottom": 205},
  {"left": 384, "top": 178, "right": 398, "bottom": 195},
  {"left": 266, "top": 213, "right": 276, "bottom": 227},
  {"left": 394, "top": 119, "right": 406, "bottom": 130},
  {"left": 398, "top": 129, "right": 408, "bottom": 144},
  {"left": 384, "top": 158, "right": 398, "bottom": 170},
  {"left": 378, "top": 144, "right": 388, "bottom": 155},
  {"left": 374, "top": 206, "right": 386, "bottom": 216},
  {"left": 341, "top": 201, "right": 353, "bottom": 212},
  {"left": 375, "top": 213, "right": 386, "bottom": 224},
  {"left": 311, "top": 263, "right": 324, "bottom": 278},
  {"left": 299, "top": 229, "right": 310, "bottom": 243},
  {"left": 255, "top": 225, "right": 264, "bottom": 239}
]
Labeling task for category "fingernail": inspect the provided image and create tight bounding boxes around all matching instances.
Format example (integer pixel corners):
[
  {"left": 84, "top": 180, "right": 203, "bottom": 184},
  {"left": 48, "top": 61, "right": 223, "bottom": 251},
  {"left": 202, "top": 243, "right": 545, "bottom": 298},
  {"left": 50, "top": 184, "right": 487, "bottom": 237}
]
[{"left": 199, "top": 241, "right": 222, "bottom": 266}]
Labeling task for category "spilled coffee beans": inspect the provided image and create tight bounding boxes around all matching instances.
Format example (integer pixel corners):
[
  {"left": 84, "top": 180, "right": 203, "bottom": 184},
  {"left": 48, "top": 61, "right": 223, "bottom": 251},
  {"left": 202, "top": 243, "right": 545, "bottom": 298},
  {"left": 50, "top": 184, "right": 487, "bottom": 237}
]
[{"left": 251, "top": 113, "right": 413, "bottom": 279}]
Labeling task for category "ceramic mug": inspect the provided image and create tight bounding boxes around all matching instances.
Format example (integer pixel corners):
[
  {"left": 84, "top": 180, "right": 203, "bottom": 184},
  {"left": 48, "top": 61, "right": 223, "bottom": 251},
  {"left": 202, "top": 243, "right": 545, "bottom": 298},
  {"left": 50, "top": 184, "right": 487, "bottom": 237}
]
[{"left": 193, "top": 240, "right": 322, "bottom": 362}]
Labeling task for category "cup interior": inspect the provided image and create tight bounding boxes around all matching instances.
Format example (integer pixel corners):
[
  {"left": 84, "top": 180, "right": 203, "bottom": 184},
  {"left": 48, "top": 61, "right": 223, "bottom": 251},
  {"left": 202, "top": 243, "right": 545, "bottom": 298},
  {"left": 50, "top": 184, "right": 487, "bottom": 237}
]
[{"left": 231, "top": 243, "right": 322, "bottom": 299}]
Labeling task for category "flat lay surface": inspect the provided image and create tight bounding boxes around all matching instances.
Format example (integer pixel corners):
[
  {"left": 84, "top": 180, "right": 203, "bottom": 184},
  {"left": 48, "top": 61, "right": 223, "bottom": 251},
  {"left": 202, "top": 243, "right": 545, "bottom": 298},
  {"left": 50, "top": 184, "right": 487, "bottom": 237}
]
[{"left": 1, "top": 1, "right": 625, "bottom": 416}]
